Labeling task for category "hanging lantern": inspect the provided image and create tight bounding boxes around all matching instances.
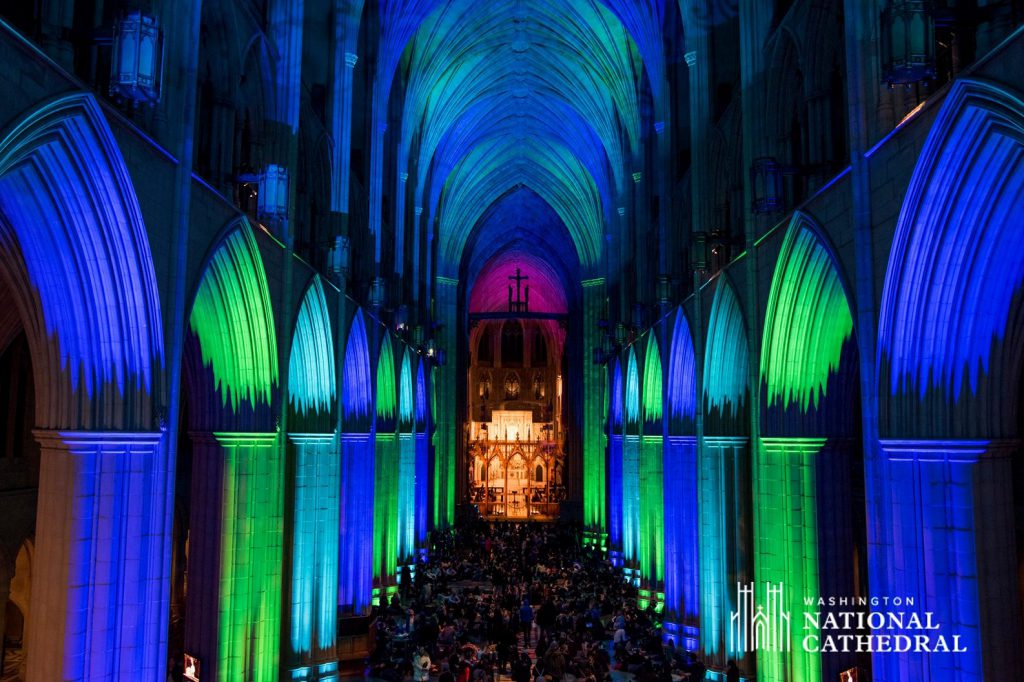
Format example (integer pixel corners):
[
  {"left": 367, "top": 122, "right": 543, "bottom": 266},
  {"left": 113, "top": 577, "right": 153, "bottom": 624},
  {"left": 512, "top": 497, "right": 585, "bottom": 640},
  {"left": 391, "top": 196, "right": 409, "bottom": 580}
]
[
  {"left": 614, "top": 322, "right": 628, "bottom": 347},
  {"left": 328, "top": 235, "right": 350, "bottom": 277},
  {"left": 258, "top": 164, "right": 290, "bottom": 219},
  {"left": 369, "top": 277, "right": 386, "bottom": 309},
  {"left": 110, "top": 12, "right": 163, "bottom": 104},
  {"left": 657, "top": 275, "right": 672, "bottom": 304},
  {"left": 691, "top": 231, "right": 709, "bottom": 272},
  {"left": 750, "top": 157, "right": 784, "bottom": 214},
  {"left": 881, "top": 1, "right": 935, "bottom": 85}
]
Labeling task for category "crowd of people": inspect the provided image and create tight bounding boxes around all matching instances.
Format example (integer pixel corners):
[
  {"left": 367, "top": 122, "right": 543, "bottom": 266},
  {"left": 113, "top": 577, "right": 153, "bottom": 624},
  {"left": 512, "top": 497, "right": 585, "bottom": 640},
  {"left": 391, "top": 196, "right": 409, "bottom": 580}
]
[{"left": 368, "top": 521, "right": 736, "bottom": 682}]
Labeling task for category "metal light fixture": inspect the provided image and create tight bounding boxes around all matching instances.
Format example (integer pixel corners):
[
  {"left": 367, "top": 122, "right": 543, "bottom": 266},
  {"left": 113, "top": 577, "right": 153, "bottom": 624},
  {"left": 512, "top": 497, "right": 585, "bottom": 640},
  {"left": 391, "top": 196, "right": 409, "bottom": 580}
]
[
  {"left": 257, "top": 164, "right": 289, "bottom": 219},
  {"left": 691, "top": 231, "right": 709, "bottom": 272},
  {"left": 614, "top": 322, "right": 628, "bottom": 347},
  {"left": 394, "top": 305, "right": 409, "bottom": 332},
  {"left": 751, "top": 157, "right": 784, "bottom": 214},
  {"left": 881, "top": 1, "right": 936, "bottom": 85},
  {"left": 369, "top": 277, "right": 386, "bottom": 309},
  {"left": 657, "top": 275, "right": 672, "bottom": 305},
  {"left": 328, "top": 235, "right": 350, "bottom": 278},
  {"left": 110, "top": 12, "right": 163, "bottom": 104}
]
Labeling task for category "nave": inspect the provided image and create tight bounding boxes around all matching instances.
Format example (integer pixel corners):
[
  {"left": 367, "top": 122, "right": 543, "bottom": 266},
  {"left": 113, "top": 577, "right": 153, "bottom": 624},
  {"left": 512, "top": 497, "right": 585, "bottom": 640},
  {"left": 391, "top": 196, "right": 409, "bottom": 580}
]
[{"left": 365, "top": 523, "right": 721, "bottom": 682}]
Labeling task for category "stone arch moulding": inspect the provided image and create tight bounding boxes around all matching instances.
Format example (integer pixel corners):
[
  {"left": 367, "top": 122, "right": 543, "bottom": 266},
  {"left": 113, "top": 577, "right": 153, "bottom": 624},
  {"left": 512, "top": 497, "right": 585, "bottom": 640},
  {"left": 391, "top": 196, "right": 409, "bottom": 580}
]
[{"left": 0, "top": 91, "right": 164, "bottom": 431}]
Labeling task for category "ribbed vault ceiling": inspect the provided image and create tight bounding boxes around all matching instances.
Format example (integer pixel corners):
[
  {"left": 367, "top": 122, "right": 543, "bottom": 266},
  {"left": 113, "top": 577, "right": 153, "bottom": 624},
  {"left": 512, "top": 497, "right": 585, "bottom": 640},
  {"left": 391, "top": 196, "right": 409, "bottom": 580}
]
[{"left": 372, "top": 0, "right": 675, "bottom": 276}]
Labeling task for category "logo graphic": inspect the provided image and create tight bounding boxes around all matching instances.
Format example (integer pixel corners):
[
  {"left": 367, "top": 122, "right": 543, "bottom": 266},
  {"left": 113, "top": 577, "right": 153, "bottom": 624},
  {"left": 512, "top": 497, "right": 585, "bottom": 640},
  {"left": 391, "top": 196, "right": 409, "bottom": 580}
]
[{"left": 730, "top": 581, "right": 791, "bottom": 653}]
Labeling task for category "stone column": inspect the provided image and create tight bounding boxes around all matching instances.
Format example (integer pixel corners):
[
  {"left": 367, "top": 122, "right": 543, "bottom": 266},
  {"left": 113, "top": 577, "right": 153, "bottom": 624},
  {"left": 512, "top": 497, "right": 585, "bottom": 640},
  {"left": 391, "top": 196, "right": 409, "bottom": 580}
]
[
  {"left": 184, "top": 432, "right": 283, "bottom": 682},
  {"left": 285, "top": 433, "right": 339, "bottom": 682},
  {"left": 662, "top": 435, "right": 699, "bottom": 651},
  {"left": 699, "top": 435, "right": 752, "bottom": 674},
  {"left": 874, "top": 440, "right": 1020, "bottom": 681},
  {"left": 27, "top": 431, "right": 167, "bottom": 682},
  {"left": 433, "top": 277, "right": 458, "bottom": 529},
  {"left": 582, "top": 278, "right": 607, "bottom": 544}
]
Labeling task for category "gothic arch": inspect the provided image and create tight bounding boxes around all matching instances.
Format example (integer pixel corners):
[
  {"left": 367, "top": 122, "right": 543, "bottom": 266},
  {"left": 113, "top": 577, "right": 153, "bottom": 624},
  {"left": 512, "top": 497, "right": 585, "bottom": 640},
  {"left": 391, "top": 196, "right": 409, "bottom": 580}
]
[
  {"left": 625, "top": 346, "right": 640, "bottom": 430},
  {"left": 376, "top": 332, "right": 397, "bottom": 426},
  {"left": 641, "top": 332, "right": 663, "bottom": 431},
  {"left": 339, "top": 307, "right": 374, "bottom": 614},
  {"left": 399, "top": 347, "right": 414, "bottom": 431},
  {"left": 666, "top": 307, "right": 697, "bottom": 436},
  {"left": 185, "top": 219, "right": 279, "bottom": 431},
  {"left": 873, "top": 78, "right": 1024, "bottom": 681},
  {"left": 610, "top": 358, "right": 624, "bottom": 432},
  {"left": 342, "top": 308, "right": 373, "bottom": 431},
  {"left": 703, "top": 275, "right": 749, "bottom": 435},
  {"left": 760, "top": 212, "right": 857, "bottom": 436},
  {"left": 0, "top": 92, "right": 163, "bottom": 430},
  {"left": 415, "top": 357, "right": 428, "bottom": 431},
  {"left": 878, "top": 78, "right": 1024, "bottom": 439},
  {"left": 755, "top": 212, "right": 862, "bottom": 682},
  {"left": 288, "top": 276, "right": 336, "bottom": 432}
]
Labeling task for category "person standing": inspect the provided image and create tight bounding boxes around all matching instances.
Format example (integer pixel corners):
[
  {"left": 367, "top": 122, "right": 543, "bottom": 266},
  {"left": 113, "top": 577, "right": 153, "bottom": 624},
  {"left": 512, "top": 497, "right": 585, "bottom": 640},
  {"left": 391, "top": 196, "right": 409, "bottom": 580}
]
[
  {"left": 519, "top": 598, "right": 535, "bottom": 647},
  {"left": 726, "top": 660, "right": 740, "bottom": 682}
]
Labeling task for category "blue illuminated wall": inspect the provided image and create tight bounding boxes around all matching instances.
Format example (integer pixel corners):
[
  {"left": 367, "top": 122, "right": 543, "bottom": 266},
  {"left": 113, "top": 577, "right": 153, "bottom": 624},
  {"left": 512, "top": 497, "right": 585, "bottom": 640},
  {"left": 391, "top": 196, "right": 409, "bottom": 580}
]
[
  {"left": 339, "top": 309, "right": 375, "bottom": 614},
  {"left": 622, "top": 349, "right": 641, "bottom": 569},
  {"left": 397, "top": 349, "right": 416, "bottom": 563},
  {"left": 872, "top": 80, "right": 1024, "bottom": 681},
  {"left": 414, "top": 359, "right": 429, "bottom": 552},
  {"left": 608, "top": 360, "right": 624, "bottom": 563},
  {"left": 663, "top": 309, "right": 699, "bottom": 647},
  {"left": 0, "top": 93, "right": 169, "bottom": 681}
]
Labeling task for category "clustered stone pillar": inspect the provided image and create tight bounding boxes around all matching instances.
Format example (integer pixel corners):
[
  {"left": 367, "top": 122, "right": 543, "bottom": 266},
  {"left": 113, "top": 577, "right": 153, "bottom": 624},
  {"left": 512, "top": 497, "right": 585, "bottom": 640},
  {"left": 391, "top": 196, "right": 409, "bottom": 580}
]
[{"left": 27, "top": 431, "right": 168, "bottom": 682}]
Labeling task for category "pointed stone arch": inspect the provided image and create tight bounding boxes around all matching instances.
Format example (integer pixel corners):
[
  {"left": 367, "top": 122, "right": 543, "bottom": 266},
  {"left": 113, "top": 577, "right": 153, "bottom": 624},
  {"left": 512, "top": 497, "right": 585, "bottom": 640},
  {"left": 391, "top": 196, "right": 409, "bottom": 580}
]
[
  {"left": 873, "top": 78, "right": 1024, "bottom": 681},
  {"left": 0, "top": 92, "right": 164, "bottom": 430},
  {"left": 0, "top": 92, "right": 169, "bottom": 681},
  {"left": 288, "top": 276, "right": 336, "bottom": 433},
  {"left": 185, "top": 219, "right": 279, "bottom": 431},
  {"left": 703, "top": 276, "right": 749, "bottom": 435},
  {"left": 342, "top": 308, "right": 374, "bottom": 432},
  {"left": 666, "top": 307, "right": 698, "bottom": 436},
  {"left": 760, "top": 212, "right": 857, "bottom": 437}
]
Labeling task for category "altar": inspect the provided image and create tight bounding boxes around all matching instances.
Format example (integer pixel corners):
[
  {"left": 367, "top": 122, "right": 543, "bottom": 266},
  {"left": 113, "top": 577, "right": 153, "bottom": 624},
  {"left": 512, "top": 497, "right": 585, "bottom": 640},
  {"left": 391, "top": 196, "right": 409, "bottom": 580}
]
[{"left": 466, "top": 425, "right": 565, "bottom": 521}]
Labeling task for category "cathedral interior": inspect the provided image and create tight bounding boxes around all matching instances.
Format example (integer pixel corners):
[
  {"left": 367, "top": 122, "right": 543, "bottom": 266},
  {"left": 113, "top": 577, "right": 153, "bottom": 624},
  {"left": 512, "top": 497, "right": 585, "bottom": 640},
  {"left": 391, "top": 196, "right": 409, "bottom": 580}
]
[{"left": 0, "top": 0, "right": 1023, "bottom": 680}]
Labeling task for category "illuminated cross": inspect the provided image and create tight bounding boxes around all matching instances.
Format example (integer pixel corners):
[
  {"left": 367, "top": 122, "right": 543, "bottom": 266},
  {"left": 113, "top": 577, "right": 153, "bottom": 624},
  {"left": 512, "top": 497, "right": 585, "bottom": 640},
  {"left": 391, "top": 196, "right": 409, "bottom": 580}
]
[{"left": 508, "top": 267, "right": 530, "bottom": 313}]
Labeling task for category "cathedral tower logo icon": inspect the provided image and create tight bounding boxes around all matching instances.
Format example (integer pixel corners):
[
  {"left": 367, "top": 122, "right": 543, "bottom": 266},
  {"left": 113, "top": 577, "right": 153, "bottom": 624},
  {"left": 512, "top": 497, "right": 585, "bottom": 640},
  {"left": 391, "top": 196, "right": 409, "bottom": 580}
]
[{"left": 730, "top": 582, "right": 791, "bottom": 653}]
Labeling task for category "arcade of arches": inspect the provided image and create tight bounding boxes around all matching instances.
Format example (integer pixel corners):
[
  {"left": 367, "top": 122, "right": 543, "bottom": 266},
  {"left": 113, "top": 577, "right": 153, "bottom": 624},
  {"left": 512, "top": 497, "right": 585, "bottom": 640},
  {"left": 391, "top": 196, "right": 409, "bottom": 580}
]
[{"left": 0, "top": 2, "right": 1023, "bottom": 682}]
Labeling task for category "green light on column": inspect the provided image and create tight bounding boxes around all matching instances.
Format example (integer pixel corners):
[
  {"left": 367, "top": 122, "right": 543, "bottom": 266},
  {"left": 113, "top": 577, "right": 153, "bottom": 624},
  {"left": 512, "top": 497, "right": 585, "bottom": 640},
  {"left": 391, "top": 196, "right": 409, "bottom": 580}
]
[
  {"left": 755, "top": 438, "right": 825, "bottom": 682},
  {"left": 214, "top": 433, "right": 283, "bottom": 682},
  {"left": 760, "top": 224, "right": 853, "bottom": 413},
  {"left": 189, "top": 225, "right": 279, "bottom": 411}
]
